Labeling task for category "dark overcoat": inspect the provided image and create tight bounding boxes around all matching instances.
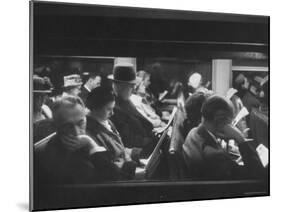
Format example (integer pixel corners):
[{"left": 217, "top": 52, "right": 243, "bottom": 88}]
[{"left": 110, "top": 97, "right": 157, "bottom": 157}]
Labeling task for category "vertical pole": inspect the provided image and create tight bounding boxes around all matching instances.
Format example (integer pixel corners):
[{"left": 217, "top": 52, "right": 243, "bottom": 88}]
[{"left": 212, "top": 59, "right": 232, "bottom": 96}]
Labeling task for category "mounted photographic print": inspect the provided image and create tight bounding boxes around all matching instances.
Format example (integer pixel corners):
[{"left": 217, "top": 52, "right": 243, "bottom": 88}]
[{"left": 30, "top": 0, "right": 269, "bottom": 211}]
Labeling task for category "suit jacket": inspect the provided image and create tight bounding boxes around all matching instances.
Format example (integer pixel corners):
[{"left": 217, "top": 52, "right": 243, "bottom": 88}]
[
  {"left": 79, "top": 85, "right": 91, "bottom": 104},
  {"left": 86, "top": 116, "right": 139, "bottom": 178},
  {"left": 250, "top": 107, "right": 268, "bottom": 148},
  {"left": 242, "top": 91, "right": 261, "bottom": 113},
  {"left": 110, "top": 97, "right": 157, "bottom": 157},
  {"left": 34, "top": 135, "right": 123, "bottom": 185},
  {"left": 182, "top": 124, "right": 264, "bottom": 180}
]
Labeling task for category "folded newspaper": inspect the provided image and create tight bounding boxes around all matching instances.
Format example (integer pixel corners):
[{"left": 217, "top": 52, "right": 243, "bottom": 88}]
[
  {"left": 158, "top": 90, "right": 168, "bottom": 101},
  {"left": 232, "top": 106, "right": 249, "bottom": 126}
]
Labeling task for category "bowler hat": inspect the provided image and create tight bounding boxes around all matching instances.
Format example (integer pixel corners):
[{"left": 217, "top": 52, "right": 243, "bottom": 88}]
[{"left": 108, "top": 63, "right": 138, "bottom": 84}]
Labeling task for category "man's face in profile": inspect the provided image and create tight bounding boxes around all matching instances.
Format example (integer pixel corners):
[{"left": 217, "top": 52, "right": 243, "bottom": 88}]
[{"left": 92, "top": 76, "right": 101, "bottom": 89}]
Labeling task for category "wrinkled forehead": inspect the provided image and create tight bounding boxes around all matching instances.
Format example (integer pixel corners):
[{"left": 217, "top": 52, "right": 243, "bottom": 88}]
[{"left": 57, "top": 104, "right": 86, "bottom": 125}]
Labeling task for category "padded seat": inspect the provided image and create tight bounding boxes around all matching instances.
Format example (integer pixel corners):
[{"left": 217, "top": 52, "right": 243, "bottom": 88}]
[{"left": 168, "top": 109, "right": 189, "bottom": 179}]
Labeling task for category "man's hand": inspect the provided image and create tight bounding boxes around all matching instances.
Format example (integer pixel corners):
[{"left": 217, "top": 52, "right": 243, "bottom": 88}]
[
  {"left": 61, "top": 134, "right": 100, "bottom": 153},
  {"left": 61, "top": 134, "right": 83, "bottom": 152},
  {"left": 153, "top": 127, "right": 165, "bottom": 135},
  {"left": 77, "top": 135, "right": 102, "bottom": 153},
  {"left": 216, "top": 124, "right": 245, "bottom": 144}
]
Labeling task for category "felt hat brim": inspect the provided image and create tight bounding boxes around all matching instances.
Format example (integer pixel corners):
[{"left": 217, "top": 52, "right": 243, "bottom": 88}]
[
  {"left": 107, "top": 74, "right": 138, "bottom": 84},
  {"left": 62, "top": 82, "right": 83, "bottom": 88}
]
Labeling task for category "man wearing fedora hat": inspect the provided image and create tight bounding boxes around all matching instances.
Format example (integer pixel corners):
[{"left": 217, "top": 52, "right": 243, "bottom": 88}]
[{"left": 108, "top": 63, "right": 157, "bottom": 158}]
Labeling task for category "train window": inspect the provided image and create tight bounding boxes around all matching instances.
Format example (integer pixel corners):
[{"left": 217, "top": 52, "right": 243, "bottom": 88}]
[{"left": 33, "top": 55, "right": 268, "bottom": 184}]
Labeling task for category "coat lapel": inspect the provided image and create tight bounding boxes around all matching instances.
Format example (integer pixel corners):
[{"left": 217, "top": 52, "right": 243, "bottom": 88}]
[
  {"left": 197, "top": 124, "right": 220, "bottom": 149},
  {"left": 87, "top": 116, "right": 123, "bottom": 146},
  {"left": 115, "top": 98, "right": 153, "bottom": 128}
]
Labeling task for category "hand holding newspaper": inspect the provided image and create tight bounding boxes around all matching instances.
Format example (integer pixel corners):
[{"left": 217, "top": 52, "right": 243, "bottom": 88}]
[
  {"left": 231, "top": 107, "right": 268, "bottom": 168},
  {"left": 232, "top": 106, "right": 249, "bottom": 126}
]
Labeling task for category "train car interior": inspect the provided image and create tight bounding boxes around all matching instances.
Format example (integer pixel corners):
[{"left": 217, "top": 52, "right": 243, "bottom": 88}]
[{"left": 31, "top": 1, "right": 269, "bottom": 210}]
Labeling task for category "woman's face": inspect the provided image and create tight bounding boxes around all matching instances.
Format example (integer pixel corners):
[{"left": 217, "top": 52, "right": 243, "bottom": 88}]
[
  {"left": 143, "top": 76, "right": 151, "bottom": 88},
  {"left": 96, "top": 101, "right": 115, "bottom": 121},
  {"left": 70, "top": 86, "right": 81, "bottom": 96}
]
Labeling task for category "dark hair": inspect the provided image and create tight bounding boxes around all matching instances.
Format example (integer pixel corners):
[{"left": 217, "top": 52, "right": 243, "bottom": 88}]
[
  {"left": 185, "top": 92, "right": 207, "bottom": 124},
  {"left": 201, "top": 95, "right": 234, "bottom": 122},
  {"left": 148, "top": 62, "right": 167, "bottom": 96},
  {"left": 233, "top": 75, "right": 246, "bottom": 98},
  {"left": 86, "top": 86, "right": 115, "bottom": 110}
]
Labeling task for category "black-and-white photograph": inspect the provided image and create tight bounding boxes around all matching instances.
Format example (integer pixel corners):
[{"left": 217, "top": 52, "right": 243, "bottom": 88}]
[{"left": 30, "top": 1, "right": 269, "bottom": 211}]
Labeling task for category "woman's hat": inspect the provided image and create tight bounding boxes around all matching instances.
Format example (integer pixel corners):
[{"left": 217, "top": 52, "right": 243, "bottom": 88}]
[
  {"left": 63, "top": 74, "right": 83, "bottom": 88},
  {"left": 107, "top": 63, "right": 138, "bottom": 84},
  {"left": 33, "top": 75, "right": 53, "bottom": 93}
]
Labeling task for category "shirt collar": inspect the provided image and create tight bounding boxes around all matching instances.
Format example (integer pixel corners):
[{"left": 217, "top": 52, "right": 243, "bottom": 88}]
[{"left": 84, "top": 84, "right": 91, "bottom": 92}]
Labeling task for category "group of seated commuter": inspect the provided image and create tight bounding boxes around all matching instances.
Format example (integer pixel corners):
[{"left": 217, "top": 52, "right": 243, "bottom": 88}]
[
  {"left": 34, "top": 62, "right": 268, "bottom": 185},
  {"left": 33, "top": 72, "right": 102, "bottom": 143}
]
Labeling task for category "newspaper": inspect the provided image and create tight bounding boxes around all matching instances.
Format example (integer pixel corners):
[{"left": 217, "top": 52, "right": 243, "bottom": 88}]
[{"left": 232, "top": 106, "right": 249, "bottom": 126}]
